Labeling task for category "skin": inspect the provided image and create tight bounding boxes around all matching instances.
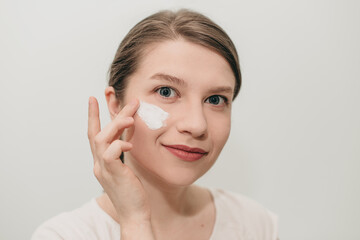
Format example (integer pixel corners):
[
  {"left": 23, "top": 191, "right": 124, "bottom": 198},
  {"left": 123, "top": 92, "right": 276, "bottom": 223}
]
[{"left": 88, "top": 38, "right": 235, "bottom": 240}]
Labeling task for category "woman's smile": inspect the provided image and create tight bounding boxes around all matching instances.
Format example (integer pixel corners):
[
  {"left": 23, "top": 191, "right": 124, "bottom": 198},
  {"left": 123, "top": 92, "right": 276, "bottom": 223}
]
[{"left": 162, "top": 144, "right": 208, "bottom": 162}]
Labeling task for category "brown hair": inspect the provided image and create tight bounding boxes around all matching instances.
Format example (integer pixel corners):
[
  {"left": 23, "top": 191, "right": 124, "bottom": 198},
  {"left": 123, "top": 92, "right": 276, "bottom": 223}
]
[{"left": 108, "top": 9, "right": 241, "bottom": 101}]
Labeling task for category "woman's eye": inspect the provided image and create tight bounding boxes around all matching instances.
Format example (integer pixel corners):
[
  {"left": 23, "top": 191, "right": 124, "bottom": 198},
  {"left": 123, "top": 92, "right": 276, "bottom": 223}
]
[
  {"left": 156, "top": 87, "right": 177, "bottom": 98},
  {"left": 205, "top": 95, "right": 226, "bottom": 105}
]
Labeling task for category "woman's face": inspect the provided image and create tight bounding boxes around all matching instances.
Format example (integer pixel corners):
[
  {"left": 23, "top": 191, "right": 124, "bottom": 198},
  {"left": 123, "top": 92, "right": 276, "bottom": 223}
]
[{"left": 122, "top": 39, "right": 235, "bottom": 187}]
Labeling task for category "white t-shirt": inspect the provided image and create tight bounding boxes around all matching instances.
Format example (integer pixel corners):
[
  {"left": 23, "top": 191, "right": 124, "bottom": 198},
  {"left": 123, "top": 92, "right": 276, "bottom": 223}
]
[{"left": 31, "top": 188, "right": 279, "bottom": 240}]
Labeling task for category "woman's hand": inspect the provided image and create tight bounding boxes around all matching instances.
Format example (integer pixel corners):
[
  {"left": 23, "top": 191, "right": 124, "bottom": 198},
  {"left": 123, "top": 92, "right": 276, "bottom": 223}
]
[{"left": 87, "top": 96, "right": 152, "bottom": 227}]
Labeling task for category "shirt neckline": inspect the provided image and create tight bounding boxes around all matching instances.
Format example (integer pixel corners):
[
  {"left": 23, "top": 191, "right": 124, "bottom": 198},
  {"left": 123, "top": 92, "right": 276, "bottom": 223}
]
[{"left": 208, "top": 187, "right": 219, "bottom": 240}]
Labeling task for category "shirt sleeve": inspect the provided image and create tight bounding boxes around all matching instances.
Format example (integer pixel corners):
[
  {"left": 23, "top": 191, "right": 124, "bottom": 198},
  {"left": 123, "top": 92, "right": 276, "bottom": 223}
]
[
  {"left": 31, "top": 223, "right": 64, "bottom": 240},
  {"left": 267, "top": 209, "right": 279, "bottom": 240}
]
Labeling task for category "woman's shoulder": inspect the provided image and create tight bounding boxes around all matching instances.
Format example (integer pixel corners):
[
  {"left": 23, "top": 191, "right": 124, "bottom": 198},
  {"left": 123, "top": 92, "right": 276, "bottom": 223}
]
[
  {"left": 210, "top": 187, "right": 276, "bottom": 214},
  {"left": 208, "top": 187, "right": 279, "bottom": 240},
  {"left": 31, "top": 198, "right": 120, "bottom": 240}
]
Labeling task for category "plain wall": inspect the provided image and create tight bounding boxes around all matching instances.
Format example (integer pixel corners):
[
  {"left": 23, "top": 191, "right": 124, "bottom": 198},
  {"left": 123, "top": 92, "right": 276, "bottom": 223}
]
[{"left": 1, "top": 0, "right": 359, "bottom": 239}]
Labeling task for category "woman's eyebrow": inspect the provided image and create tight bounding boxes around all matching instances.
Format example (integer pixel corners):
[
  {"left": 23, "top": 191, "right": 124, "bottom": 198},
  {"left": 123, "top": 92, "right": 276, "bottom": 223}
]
[
  {"left": 208, "top": 86, "right": 233, "bottom": 95},
  {"left": 150, "top": 73, "right": 187, "bottom": 86},
  {"left": 150, "top": 72, "right": 233, "bottom": 95}
]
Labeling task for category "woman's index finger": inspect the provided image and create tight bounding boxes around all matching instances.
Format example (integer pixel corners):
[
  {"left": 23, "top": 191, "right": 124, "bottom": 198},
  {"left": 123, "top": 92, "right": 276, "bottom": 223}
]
[
  {"left": 88, "top": 96, "right": 101, "bottom": 141},
  {"left": 116, "top": 98, "right": 140, "bottom": 119}
]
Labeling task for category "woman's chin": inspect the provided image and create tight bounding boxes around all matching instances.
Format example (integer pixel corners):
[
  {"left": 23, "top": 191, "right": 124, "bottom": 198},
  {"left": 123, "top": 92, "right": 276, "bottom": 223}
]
[
  {"left": 125, "top": 153, "right": 205, "bottom": 188},
  {"left": 140, "top": 165, "right": 201, "bottom": 188}
]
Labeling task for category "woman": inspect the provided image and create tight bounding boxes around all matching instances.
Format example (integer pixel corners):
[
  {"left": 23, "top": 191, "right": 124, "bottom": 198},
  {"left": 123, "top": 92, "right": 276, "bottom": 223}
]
[{"left": 32, "top": 9, "right": 278, "bottom": 240}]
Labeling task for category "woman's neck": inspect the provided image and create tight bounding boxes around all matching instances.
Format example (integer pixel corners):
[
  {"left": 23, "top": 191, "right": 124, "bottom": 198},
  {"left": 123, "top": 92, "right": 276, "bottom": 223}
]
[
  {"left": 96, "top": 184, "right": 210, "bottom": 228},
  {"left": 96, "top": 156, "right": 213, "bottom": 231}
]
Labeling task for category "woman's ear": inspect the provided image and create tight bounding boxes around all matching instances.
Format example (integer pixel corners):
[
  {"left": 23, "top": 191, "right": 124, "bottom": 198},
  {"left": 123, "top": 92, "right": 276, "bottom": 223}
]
[{"left": 105, "top": 87, "right": 122, "bottom": 120}]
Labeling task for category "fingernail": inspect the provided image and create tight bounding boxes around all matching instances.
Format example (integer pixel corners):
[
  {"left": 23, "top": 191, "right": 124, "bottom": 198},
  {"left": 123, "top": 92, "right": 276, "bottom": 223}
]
[
  {"left": 89, "top": 96, "right": 95, "bottom": 104},
  {"left": 130, "top": 99, "right": 138, "bottom": 107}
]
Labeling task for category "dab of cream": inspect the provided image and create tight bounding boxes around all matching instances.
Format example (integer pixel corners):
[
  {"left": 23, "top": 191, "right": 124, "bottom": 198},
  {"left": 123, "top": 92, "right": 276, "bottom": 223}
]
[{"left": 136, "top": 101, "right": 169, "bottom": 130}]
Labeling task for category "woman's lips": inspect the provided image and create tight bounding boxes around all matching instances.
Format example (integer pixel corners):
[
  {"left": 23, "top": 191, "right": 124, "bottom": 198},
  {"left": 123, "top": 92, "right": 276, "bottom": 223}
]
[{"left": 163, "top": 144, "right": 207, "bottom": 162}]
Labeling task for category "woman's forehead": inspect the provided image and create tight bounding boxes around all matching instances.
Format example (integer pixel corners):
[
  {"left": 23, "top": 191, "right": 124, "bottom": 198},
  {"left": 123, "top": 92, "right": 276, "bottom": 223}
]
[{"left": 135, "top": 40, "right": 235, "bottom": 87}]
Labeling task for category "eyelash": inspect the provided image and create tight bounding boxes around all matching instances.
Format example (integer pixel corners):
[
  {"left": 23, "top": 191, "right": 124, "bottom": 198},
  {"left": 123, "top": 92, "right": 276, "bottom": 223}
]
[
  {"left": 155, "top": 86, "right": 179, "bottom": 99},
  {"left": 155, "top": 86, "right": 229, "bottom": 106},
  {"left": 205, "top": 95, "right": 228, "bottom": 106}
]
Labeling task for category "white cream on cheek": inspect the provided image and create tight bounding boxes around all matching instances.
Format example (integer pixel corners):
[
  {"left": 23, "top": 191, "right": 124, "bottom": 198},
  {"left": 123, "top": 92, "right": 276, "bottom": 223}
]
[{"left": 136, "top": 101, "right": 169, "bottom": 130}]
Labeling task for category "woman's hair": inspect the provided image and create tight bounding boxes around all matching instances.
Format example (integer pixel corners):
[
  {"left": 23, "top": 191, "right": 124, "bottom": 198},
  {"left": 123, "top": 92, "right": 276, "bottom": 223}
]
[{"left": 108, "top": 8, "right": 241, "bottom": 102}]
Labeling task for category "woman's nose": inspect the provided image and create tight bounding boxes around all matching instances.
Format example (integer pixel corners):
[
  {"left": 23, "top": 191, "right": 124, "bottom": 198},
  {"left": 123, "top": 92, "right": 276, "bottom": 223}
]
[{"left": 176, "top": 102, "right": 208, "bottom": 138}]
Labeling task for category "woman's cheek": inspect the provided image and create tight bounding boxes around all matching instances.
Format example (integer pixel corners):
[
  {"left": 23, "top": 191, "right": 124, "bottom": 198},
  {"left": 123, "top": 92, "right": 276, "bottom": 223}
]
[
  {"left": 210, "top": 114, "right": 231, "bottom": 147},
  {"left": 125, "top": 99, "right": 169, "bottom": 142}
]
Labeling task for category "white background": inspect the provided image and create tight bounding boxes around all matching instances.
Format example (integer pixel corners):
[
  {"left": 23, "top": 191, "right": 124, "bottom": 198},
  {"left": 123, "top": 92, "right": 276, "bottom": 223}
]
[{"left": 1, "top": 0, "right": 359, "bottom": 239}]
